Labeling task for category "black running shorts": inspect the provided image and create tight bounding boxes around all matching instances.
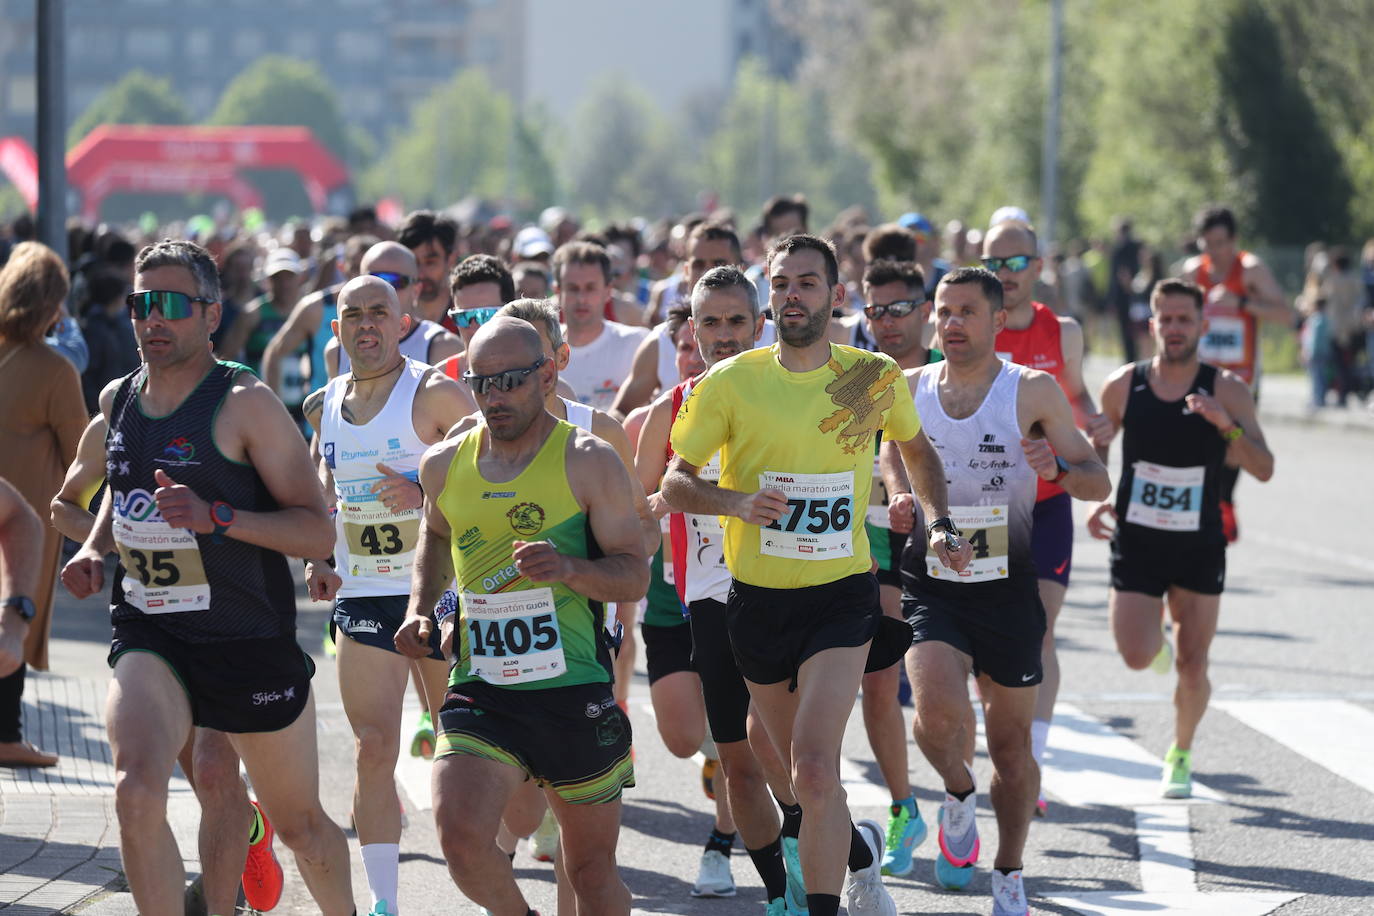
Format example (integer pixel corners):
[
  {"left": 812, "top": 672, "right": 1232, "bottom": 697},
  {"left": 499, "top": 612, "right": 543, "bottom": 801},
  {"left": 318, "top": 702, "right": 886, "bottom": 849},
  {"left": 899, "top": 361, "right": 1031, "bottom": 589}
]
[
  {"left": 688, "top": 598, "right": 752, "bottom": 745},
  {"left": 902, "top": 576, "right": 1046, "bottom": 689}
]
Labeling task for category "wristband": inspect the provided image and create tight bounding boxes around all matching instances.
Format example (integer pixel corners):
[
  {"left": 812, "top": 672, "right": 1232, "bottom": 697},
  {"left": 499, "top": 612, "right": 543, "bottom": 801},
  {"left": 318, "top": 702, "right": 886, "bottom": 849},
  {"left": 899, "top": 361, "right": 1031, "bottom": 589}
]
[
  {"left": 927, "top": 516, "right": 960, "bottom": 537},
  {"left": 1220, "top": 423, "right": 1244, "bottom": 442},
  {"left": 433, "top": 589, "right": 458, "bottom": 623}
]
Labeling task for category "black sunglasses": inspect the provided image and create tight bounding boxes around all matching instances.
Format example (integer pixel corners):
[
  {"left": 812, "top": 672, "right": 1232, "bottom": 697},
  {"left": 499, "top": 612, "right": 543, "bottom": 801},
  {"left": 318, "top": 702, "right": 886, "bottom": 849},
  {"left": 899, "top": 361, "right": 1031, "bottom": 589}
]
[
  {"left": 126, "top": 290, "right": 215, "bottom": 320},
  {"left": 981, "top": 254, "right": 1035, "bottom": 273},
  {"left": 370, "top": 270, "right": 415, "bottom": 291},
  {"left": 462, "top": 356, "right": 548, "bottom": 396},
  {"left": 863, "top": 299, "right": 925, "bottom": 320}
]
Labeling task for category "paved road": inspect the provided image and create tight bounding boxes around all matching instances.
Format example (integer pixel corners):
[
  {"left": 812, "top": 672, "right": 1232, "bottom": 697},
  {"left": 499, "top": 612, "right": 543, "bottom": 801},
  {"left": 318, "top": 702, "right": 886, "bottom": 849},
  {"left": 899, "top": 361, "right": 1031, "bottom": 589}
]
[{"left": 2, "top": 396, "right": 1372, "bottom": 915}]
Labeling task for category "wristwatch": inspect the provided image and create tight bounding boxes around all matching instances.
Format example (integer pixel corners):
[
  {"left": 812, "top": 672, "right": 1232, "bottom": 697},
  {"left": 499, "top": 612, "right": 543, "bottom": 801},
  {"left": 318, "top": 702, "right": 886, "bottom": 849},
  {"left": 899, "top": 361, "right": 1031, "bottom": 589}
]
[
  {"left": 2, "top": 596, "right": 36, "bottom": 622},
  {"left": 927, "top": 516, "right": 960, "bottom": 537},
  {"left": 210, "top": 501, "right": 236, "bottom": 542},
  {"left": 1052, "top": 455, "right": 1071, "bottom": 483}
]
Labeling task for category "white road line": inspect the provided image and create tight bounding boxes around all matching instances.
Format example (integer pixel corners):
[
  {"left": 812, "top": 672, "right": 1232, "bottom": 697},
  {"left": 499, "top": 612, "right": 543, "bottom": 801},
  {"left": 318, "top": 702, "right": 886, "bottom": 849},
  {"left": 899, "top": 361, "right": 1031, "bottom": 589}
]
[
  {"left": 1213, "top": 698, "right": 1374, "bottom": 795},
  {"left": 1135, "top": 805, "right": 1194, "bottom": 893},
  {"left": 1041, "top": 704, "right": 1223, "bottom": 806},
  {"left": 1247, "top": 529, "right": 1374, "bottom": 576}
]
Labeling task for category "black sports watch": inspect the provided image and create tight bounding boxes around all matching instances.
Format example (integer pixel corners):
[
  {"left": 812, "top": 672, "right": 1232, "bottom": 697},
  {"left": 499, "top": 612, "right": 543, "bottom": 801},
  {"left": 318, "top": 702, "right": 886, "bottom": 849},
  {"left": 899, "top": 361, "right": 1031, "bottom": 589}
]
[
  {"left": 3, "top": 596, "right": 36, "bottom": 623},
  {"left": 927, "top": 516, "right": 960, "bottom": 537},
  {"left": 211, "top": 501, "right": 236, "bottom": 543}
]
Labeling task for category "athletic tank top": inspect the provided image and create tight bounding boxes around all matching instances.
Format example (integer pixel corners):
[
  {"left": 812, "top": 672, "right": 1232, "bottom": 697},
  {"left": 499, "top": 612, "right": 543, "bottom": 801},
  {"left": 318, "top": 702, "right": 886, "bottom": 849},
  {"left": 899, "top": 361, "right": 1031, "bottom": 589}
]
[
  {"left": 320, "top": 357, "right": 429, "bottom": 597},
  {"left": 308, "top": 288, "right": 339, "bottom": 392},
  {"left": 902, "top": 361, "right": 1037, "bottom": 599},
  {"left": 438, "top": 421, "right": 612, "bottom": 690},
  {"left": 667, "top": 377, "right": 732, "bottom": 605},
  {"left": 107, "top": 362, "right": 296, "bottom": 642},
  {"left": 653, "top": 324, "right": 678, "bottom": 392},
  {"left": 338, "top": 319, "right": 445, "bottom": 373},
  {"left": 1196, "top": 252, "right": 1259, "bottom": 384},
  {"left": 558, "top": 396, "right": 595, "bottom": 432},
  {"left": 246, "top": 297, "right": 307, "bottom": 407},
  {"left": 995, "top": 302, "right": 1068, "bottom": 502},
  {"left": 1115, "top": 361, "right": 1227, "bottom": 547}
]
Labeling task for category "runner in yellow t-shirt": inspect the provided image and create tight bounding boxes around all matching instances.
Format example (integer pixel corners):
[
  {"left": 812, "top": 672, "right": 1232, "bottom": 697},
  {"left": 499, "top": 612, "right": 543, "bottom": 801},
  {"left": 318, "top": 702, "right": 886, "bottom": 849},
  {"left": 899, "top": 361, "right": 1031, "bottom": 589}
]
[{"left": 663, "top": 234, "right": 971, "bottom": 916}]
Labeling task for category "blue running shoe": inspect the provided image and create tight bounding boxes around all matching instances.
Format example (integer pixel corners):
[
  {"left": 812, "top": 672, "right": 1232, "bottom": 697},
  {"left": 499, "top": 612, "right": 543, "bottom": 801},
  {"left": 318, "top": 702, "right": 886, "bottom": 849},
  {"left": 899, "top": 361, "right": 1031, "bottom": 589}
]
[
  {"left": 782, "top": 835, "right": 808, "bottom": 915},
  {"left": 934, "top": 791, "right": 979, "bottom": 891},
  {"left": 880, "top": 802, "right": 928, "bottom": 877}
]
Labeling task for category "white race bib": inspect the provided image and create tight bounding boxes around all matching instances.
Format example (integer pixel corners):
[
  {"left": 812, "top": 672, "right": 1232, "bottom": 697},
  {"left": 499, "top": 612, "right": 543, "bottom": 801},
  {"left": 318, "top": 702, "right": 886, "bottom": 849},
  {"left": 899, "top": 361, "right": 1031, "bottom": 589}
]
[
  {"left": 113, "top": 512, "right": 211, "bottom": 613},
  {"left": 1200, "top": 315, "right": 1247, "bottom": 364},
  {"left": 759, "top": 470, "right": 855, "bottom": 560},
  {"left": 867, "top": 455, "right": 891, "bottom": 529},
  {"left": 927, "top": 505, "right": 1009, "bottom": 582},
  {"left": 1126, "top": 461, "right": 1204, "bottom": 532},
  {"left": 338, "top": 474, "right": 421, "bottom": 579},
  {"left": 462, "top": 588, "right": 565, "bottom": 685}
]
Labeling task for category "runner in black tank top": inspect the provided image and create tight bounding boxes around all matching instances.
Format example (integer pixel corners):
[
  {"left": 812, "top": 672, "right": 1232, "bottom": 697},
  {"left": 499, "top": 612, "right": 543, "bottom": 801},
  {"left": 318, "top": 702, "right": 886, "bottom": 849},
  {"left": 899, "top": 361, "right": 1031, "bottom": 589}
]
[
  {"left": 107, "top": 362, "right": 296, "bottom": 641},
  {"left": 59, "top": 241, "right": 356, "bottom": 914},
  {"left": 1089, "top": 279, "right": 1273, "bottom": 801}
]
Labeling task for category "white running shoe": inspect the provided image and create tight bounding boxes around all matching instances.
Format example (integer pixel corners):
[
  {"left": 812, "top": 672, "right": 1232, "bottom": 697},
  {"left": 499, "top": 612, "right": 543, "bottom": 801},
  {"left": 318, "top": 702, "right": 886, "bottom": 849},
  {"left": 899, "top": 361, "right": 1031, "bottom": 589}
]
[
  {"left": 844, "top": 819, "right": 897, "bottom": 916},
  {"left": 530, "top": 808, "right": 559, "bottom": 862},
  {"left": 690, "top": 849, "right": 736, "bottom": 897},
  {"left": 991, "top": 868, "right": 1030, "bottom": 916}
]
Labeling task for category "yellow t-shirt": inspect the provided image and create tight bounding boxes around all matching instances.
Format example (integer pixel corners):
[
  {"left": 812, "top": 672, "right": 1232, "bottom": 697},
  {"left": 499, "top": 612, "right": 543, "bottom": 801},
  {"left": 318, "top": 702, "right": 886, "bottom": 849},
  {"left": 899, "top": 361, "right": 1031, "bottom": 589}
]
[{"left": 671, "top": 343, "right": 920, "bottom": 589}]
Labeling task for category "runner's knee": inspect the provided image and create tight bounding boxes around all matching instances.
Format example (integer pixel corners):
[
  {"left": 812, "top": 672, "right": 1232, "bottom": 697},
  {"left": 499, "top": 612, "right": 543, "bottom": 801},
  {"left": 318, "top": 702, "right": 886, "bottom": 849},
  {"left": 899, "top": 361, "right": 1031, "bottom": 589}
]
[
  {"left": 114, "top": 768, "right": 169, "bottom": 826},
  {"left": 791, "top": 748, "right": 842, "bottom": 805},
  {"left": 352, "top": 721, "right": 400, "bottom": 774}
]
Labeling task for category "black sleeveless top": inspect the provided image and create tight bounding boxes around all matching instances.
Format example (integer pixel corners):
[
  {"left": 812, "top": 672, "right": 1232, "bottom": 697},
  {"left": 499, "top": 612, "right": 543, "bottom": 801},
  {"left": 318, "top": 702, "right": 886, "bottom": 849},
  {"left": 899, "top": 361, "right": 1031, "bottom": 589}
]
[
  {"left": 1115, "top": 361, "right": 1228, "bottom": 548},
  {"left": 107, "top": 361, "right": 298, "bottom": 642}
]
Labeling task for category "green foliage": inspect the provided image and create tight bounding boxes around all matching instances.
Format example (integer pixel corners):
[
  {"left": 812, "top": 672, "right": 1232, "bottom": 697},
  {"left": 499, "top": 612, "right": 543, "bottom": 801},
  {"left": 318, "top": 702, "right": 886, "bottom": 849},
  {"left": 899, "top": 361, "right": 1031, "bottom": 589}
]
[
  {"left": 208, "top": 56, "right": 352, "bottom": 220},
  {"left": 700, "top": 58, "right": 876, "bottom": 228},
  {"left": 67, "top": 69, "right": 191, "bottom": 148},
  {"left": 361, "top": 69, "right": 556, "bottom": 219}
]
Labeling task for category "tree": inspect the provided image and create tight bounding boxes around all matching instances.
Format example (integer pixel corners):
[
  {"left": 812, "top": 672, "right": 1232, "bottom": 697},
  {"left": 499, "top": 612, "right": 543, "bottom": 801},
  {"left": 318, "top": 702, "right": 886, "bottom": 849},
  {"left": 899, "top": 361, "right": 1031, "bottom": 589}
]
[
  {"left": 562, "top": 75, "right": 696, "bottom": 223},
  {"left": 209, "top": 56, "right": 353, "bottom": 219},
  {"left": 361, "top": 69, "right": 556, "bottom": 219},
  {"left": 701, "top": 58, "right": 876, "bottom": 229},
  {"left": 67, "top": 69, "right": 190, "bottom": 148}
]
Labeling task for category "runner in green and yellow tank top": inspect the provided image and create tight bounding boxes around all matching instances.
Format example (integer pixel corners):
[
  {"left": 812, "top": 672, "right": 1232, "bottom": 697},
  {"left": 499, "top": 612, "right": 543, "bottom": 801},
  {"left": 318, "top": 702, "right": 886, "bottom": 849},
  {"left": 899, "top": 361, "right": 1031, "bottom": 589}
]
[{"left": 395, "top": 317, "right": 651, "bottom": 915}]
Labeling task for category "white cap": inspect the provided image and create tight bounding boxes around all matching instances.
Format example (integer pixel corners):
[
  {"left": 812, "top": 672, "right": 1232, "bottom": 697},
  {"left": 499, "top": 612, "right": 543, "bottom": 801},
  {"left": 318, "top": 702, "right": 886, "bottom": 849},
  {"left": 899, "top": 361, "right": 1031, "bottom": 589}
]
[
  {"left": 263, "top": 247, "right": 302, "bottom": 277},
  {"left": 514, "top": 226, "right": 555, "bottom": 259}
]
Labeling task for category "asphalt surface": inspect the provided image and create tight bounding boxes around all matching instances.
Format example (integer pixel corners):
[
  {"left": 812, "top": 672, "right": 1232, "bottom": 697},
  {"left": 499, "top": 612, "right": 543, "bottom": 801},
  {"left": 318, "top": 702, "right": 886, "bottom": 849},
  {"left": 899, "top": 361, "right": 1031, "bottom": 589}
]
[{"left": 14, "top": 405, "right": 1374, "bottom": 915}]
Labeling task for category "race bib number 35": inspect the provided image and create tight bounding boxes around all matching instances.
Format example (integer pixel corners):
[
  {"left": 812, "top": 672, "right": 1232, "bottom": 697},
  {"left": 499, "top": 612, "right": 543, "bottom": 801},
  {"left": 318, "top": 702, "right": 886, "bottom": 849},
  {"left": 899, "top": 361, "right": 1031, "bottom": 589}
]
[
  {"left": 114, "top": 516, "right": 211, "bottom": 613},
  {"left": 463, "top": 587, "right": 565, "bottom": 685},
  {"left": 927, "top": 505, "right": 1009, "bottom": 582},
  {"left": 759, "top": 470, "right": 854, "bottom": 560},
  {"left": 1126, "top": 461, "right": 1204, "bottom": 532}
]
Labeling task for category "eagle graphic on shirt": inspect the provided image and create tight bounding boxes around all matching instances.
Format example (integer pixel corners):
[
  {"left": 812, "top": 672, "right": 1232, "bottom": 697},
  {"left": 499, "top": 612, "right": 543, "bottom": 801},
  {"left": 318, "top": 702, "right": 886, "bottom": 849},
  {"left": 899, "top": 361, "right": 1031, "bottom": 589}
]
[{"left": 819, "top": 356, "right": 902, "bottom": 454}]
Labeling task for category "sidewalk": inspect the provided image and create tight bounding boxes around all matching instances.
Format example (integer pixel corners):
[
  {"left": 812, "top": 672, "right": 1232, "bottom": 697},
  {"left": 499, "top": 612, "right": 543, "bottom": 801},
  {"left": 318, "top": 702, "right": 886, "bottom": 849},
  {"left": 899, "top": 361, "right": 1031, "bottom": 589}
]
[{"left": 1084, "top": 355, "right": 1374, "bottom": 434}]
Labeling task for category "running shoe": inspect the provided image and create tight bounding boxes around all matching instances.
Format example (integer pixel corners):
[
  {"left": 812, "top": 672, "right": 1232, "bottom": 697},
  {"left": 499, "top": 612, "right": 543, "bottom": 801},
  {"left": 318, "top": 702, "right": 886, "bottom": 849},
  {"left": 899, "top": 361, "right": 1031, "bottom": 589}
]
[
  {"left": 241, "top": 801, "right": 283, "bottom": 911},
  {"left": 1035, "top": 795, "right": 1048, "bottom": 818},
  {"left": 782, "top": 835, "right": 808, "bottom": 914},
  {"left": 991, "top": 869, "right": 1030, "bottom": 916},
  {"left": 410, "top": 709, "right": 435, "bottom": 759},
  {"left": 1150, "top": 620, "right": 1174, "bottom": 674},
  {"left": 844, "top": 819, "right": 897, "bottom": 916},
  {"left": 879, "top": 802, "right": 928, "bottom": 876},
  {"left": 691, "top": 849, "right": 736, "bottom": 897},
  {"left": 1161, "top": 744, "right": 1192, "bottom": 798},
  {"left": 934, "top": 772, "right": 979, "bottom": 891},
  {"left": 367, "top": 900, "right": 394, "bottom": 916},
  {"left": 766, "top": 897, "right": 788, "bottom": 916},
  {"left": 530, "top": 808, "right": 560, "bottom": 862},
  {"left": 1220, "top": 500, "right": 1238, "bottom": 544},
  {"left": 323, "top": 620, "right": 336, "bottom": 658},
  {"left": 701, "top": 757, "right": 718, "bottom": 800}
]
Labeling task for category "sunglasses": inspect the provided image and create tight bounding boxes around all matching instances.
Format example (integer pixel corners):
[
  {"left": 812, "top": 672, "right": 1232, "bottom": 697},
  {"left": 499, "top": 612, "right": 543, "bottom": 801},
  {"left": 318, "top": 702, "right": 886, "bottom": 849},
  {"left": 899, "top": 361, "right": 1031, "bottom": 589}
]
[
  {"left": 449, "top": 306, "right": 501, "bottom": 329},
  {"left": 863, "top": 299, "right": 924, "bottom": 320},
  {"left": 126, "top": 290, "right": 215, "bottom": 320},
  {"left": 981, "top": 254, "right": 1034, "bottom": 273},
  {"left": 462, "top": 356, "right": 547, "bottom": 396},
  {"left": 369, "top": 270, "right": 415, "bottom": 291}
]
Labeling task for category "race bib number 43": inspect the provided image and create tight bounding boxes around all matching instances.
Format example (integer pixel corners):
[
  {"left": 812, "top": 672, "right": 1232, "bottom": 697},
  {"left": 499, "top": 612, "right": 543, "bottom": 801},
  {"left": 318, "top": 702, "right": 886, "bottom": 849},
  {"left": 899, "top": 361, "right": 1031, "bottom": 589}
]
[
  {"left": 1126, "top": 461, "right": 1204, "bottom": 531},
  {"left": 338, "top": 474, "right": 422, "bottom": 579},
  {"left": 463, "top": 587, "right": 565, "bottom": 685},
  {"left": 927, "top": 505, "right": 1008, "bottom": 582},
  {"left": 759, "top": 471, "right": 854, "bottom": 560}
]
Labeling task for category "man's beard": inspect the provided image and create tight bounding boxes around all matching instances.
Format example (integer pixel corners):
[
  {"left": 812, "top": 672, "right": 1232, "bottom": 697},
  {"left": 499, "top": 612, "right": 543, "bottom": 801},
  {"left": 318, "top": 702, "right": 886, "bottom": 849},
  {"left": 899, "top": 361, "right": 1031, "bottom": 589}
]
[{"left": 777, "top": 306, "right": 830, "bottom": 348}]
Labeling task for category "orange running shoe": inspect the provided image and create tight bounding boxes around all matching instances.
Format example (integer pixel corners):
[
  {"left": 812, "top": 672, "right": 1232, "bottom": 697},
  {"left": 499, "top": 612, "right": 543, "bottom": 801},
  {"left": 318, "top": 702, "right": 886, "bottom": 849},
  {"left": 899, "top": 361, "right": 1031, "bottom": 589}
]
[{"left": 242, "top": 801, "right": 284, "bottom": 911}]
